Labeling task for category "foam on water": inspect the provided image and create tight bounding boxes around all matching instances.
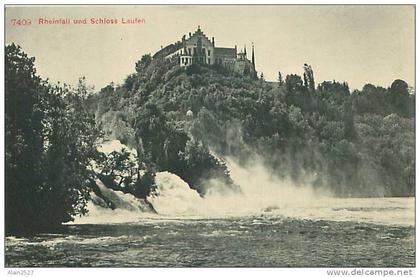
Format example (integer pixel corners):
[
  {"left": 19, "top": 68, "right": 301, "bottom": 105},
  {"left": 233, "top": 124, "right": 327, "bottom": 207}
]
[
  {"left": 148, "top": 159, "right": 414, "bottom": 226},
  {"left": 148, "top": 172, "right": 203, "bottom": 215},
  {"left": 73, "top": 201, "right": 150, "bottom": 224},
  {"left": 97, "top": 139, "right": 136, "bottom": 155},
  {"left": 76, "top": 140, "right": 415, "bottom": 227}
]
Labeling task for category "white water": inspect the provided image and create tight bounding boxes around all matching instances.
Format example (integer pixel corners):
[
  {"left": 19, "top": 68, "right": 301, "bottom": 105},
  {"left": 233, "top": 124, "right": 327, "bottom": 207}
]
[
  {"left": 97, "top": 139, "right": 137, "bottom": 155},
  {"left": 148, "top": 172, "right": 203, "bottom": 215},
  {"left": 74, "top": 180, "right": 154, "bottom": 224},
  {"left": 73, "top": 140, "right": 415, "bottom": 227}
]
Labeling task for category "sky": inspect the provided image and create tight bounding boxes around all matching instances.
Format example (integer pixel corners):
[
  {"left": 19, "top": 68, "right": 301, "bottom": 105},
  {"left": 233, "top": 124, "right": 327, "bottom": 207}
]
[{"left": 5, "top": 5, "right": 415, "bottom": 91}]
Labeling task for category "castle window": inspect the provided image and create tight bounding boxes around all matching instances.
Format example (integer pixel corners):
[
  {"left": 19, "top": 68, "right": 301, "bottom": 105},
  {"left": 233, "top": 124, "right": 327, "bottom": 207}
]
[
  {"left": 188, "top": 48, "right": 191, "bottom": 55},
  {"left": 208, "top": 58, "right": 210, "bottom": 64},
  {"left": 208, "top": 50, "right": 211, "bottom": 56}
]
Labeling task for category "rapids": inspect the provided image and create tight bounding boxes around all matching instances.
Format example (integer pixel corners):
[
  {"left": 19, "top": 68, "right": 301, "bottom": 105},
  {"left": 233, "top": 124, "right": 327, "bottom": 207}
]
[
  {"left": 72, "top": 139, "right": 414, "bottom": 227},
  {"left": 5, "top": 139, "right": 414, "bottom": 267}
]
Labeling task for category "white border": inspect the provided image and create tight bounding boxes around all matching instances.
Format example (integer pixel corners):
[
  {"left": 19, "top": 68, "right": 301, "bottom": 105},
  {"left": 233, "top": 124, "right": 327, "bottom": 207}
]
[{"left": 0, "top": 1, "right": 417, "bottom": 276}]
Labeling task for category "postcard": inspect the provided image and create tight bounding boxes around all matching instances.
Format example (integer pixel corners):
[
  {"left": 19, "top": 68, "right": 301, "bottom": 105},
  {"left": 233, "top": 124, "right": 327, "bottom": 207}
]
[{"left": 4, "top": 4, "right": 415, "bottom": 271}]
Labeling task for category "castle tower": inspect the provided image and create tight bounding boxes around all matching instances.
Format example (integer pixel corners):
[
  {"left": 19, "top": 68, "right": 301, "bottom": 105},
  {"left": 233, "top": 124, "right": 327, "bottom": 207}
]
[
  {"left": 197, "top": 36, "right": 202, "bottom": 51},
  {"left": 195, "top": 35, "right": 206, "bottom": 64},
  {"left": 244, "top": 44, "right": 247, "bottom": 57}
]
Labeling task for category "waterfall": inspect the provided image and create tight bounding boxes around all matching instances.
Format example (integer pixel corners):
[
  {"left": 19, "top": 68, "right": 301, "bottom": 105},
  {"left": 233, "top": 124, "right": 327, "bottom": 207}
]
[
  {"left": 73, "top": 179, "right": 155, "bottom": 224},
  {"left": 72, "top": 140, "right": 414, "bottom": 226},
  {"left": 147, "top": 172, "right": 204, "bottom": 215}
]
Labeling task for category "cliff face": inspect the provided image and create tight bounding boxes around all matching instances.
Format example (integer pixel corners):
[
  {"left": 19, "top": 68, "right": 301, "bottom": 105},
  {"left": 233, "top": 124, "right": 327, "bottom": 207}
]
[{"left": 90, "top": 55, "right": 414, "bottom": 198}]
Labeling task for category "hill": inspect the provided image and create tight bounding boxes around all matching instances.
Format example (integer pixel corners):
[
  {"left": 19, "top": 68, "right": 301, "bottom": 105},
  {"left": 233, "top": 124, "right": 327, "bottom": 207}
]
[
  {"left": 89, "top": 53, "right": 415, "bottom": 198},
  {"left": 5, "top": 44, "right": 415, "bottom": 234}
]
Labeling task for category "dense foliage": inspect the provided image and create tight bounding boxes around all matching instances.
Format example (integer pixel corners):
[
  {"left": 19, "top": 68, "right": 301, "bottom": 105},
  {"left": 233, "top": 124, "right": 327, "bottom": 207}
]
[
  {"left": 5, "top": 44, "right": 102, "bottom": 234},
  {"left": 5, "top": 44, "right": 415, "bottom": 235},
  {"left": 91, "top": 54, "right": 414, "bottom": 197}
]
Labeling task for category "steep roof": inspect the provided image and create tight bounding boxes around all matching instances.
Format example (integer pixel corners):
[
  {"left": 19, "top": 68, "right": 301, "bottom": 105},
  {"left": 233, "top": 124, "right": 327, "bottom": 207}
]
[
  {"left": 153, "top": 41, "right": 183, "bottom": 59},
  {"left": 214, "top": 47, "right": 237, "bottom": 56}
]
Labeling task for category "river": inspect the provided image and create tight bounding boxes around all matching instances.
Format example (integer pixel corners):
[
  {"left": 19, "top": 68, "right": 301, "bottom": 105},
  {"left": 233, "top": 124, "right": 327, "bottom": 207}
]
[
  {"left": 5, "top": 141, "right": 415, "bottom": 267},
  {"left": 5, "top": 197, "right": 414, "bottom": 267}
]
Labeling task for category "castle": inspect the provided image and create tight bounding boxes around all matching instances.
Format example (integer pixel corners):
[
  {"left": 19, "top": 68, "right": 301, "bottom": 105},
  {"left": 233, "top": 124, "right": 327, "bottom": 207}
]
[{"left": 156, "top": 26, "right": 257, "bottom": 78}]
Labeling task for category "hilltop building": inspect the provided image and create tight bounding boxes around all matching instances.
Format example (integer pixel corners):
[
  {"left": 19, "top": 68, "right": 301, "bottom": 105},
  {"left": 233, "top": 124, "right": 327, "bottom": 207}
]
[{"left": 155, "top": 26, "right": 257, "bottom": 78}]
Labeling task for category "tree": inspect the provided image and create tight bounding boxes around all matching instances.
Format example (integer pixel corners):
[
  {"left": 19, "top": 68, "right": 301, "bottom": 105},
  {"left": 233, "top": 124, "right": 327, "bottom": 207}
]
[
  {"left": 390, "top": 79, "right": 409, "bottom": 96},
  {"left": 285, "top": 74, "right": 304, "bottom": 93},
  {"left": 135, "top": 54, "right": 152, "bottom": 73},
  {"left": 303, "top": 63, "right": 315, "bottom": 92},
  {"left": 5, "top": 43, "right": 45, "bottom": 234},
  {"left": 91, "top": 43, "right": 415, "bottom": 199},
  {"left": 389, "top": 79, "right": 411, "bottom": 116},
  {"left": 318, "top": 80, "right": 350, "bottom": 106},
  {"left": 134, "top": 103, "right": 168, "bottom": 170},
  {"left": 343, "top": 99, "right": 356, "bottom": 140},
  {"left": 40, "top": 82, "right": 102, "bottom": 226},
  {"left": 278, "top": 71, "right": 284, "bottom": 86},
  {"left": 5, "top": 44, "right": 102, "bottom": 234}
]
